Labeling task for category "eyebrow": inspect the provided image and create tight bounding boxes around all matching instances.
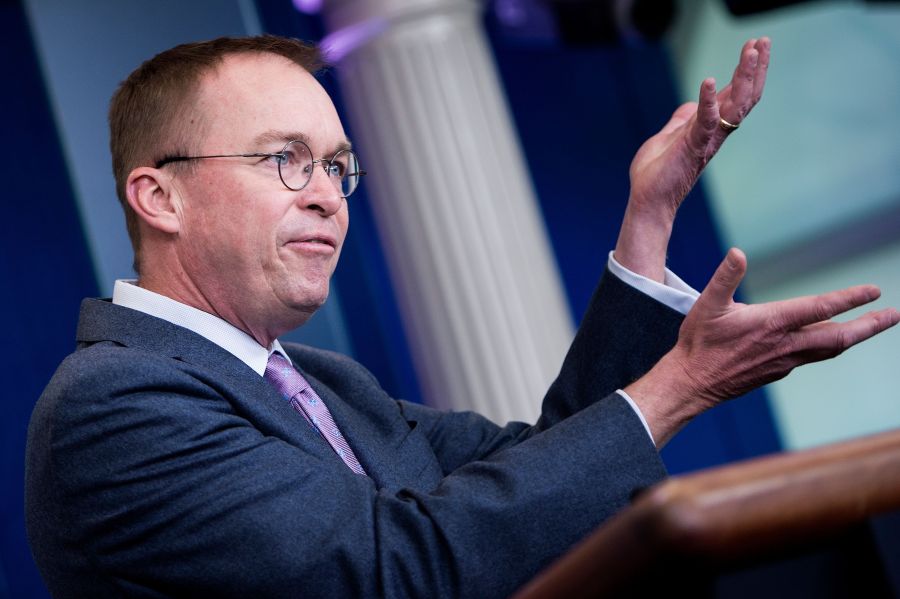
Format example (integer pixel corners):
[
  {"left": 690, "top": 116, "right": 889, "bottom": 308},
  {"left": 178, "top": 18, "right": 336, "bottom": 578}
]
[{"left": 252, "top": 130, "right": 353, "bottom": 155}]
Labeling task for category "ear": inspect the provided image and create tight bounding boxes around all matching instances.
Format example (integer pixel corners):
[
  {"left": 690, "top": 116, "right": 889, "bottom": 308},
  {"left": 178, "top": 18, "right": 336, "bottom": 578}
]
[{"left": 125, "top": 166, "right": 182, "bottom": 234}]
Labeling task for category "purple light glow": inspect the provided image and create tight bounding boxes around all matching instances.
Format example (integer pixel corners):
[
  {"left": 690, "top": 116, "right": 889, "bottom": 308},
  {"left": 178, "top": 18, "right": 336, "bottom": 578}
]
[
  {"left": 292, "top": 0, "right": 322, "bottom": 15},
  {"left": 320, "top": 18, "right": 389, "bottom": 63},
  {"left": 491, "top": 0, "right": 558, "bottom": 41},
  {"left": 496, "top": 0, "right": 527, "bottom": 27}
]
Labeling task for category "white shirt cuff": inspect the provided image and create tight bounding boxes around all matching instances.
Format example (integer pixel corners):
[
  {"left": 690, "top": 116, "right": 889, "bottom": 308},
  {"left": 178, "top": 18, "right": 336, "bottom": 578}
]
[
  {"left": 616, "top": 389, "right": 655, "bottom": 447},
  {"left": 607, "top": 252, "right": 702, "bottom": 447},
  {"left": 607, "top": 251, "right": 699, "bottom": 316}
]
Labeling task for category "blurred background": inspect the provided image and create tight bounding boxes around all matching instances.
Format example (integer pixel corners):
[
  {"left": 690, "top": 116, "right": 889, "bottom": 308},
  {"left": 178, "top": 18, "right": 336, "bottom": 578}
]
[{"left": 2, "top": 0, "right": 898, "bottom": 596}]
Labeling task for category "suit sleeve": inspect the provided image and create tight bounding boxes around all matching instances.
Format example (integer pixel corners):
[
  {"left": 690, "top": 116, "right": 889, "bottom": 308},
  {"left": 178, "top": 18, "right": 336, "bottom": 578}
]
[{"left": 395, "top": 267, "right": 685, "bottom": 472}]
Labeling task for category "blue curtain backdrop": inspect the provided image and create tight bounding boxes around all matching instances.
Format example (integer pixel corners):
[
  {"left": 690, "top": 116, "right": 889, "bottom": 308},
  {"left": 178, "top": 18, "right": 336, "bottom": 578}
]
[
  {"left": 1, "top": 2, "right": 99, "bottom": 597},
  {"left": 4, "top": 1, "right": 782, "bottom": 596}
]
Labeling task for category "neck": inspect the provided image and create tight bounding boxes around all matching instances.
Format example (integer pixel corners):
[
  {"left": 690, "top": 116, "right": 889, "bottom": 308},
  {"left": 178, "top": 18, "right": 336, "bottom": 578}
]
[{"left": 136, "top": 271, "right": 286, "bottom": 349}]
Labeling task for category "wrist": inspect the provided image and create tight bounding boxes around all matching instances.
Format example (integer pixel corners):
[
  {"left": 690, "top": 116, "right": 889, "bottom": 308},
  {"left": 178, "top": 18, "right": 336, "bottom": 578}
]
[
  {"left": 625, "top": 191, "right": 679, "bottom": 229},
  {"left": 614, "top": 199, "right": 675, "bottom": 283},
  {"left": 624, "top": 349, "right": 709, "bottom": 447}
]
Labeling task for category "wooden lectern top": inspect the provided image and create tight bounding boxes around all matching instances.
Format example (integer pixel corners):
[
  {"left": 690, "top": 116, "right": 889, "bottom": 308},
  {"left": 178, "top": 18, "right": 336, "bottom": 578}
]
[{"left": 514, "top": 427, "right": 900, "bottom": 599}]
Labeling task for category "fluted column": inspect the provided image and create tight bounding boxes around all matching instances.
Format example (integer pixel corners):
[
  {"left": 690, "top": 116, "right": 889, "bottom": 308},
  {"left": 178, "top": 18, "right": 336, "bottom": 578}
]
[{"left": 322, "top": 0, "right": 574, "bottom": 423}]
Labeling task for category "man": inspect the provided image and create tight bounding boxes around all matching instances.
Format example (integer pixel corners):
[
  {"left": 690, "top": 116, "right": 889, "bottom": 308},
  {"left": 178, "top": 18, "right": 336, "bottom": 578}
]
[{"left": 25, "top": 35, "right": 897, "bottom": 598}]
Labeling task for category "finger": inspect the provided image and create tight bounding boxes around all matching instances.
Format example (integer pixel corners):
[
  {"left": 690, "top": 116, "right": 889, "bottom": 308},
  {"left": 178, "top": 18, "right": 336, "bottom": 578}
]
[
  {"left": 770, "top": 285, "right": 883, "bottom": 331},
  {"left": 751, "top": 37, "right": 771, "bottom": 104},
  {"left": 688, "top": 78, "right": 719, "bottom": 153},
  {"left": 699, "top": 247, "right": 747, "bottom": 308},
  {"left": 719, "top": 40, "right": 759, "bottom": 125},
  {"left": 791, "top": 308, "right": 900, "bottom": 362}
]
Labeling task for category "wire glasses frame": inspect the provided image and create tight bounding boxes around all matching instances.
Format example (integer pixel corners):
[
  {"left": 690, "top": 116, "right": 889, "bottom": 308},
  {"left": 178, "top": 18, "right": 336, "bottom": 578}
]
[{"left": 155, "top": 139, "right": 366, "bottom": 198}]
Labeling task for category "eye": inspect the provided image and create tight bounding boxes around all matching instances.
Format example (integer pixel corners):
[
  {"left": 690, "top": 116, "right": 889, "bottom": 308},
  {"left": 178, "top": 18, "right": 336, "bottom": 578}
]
[
  {"left": 267, "top": 153, "right": 290, "bottom": 167},
  {"left": 330, "top": 151, "right": 354, "bottom": 177},
  {"left": 281, "top": 141, "right": 313, "bottom": 167},
  {"left": 326, "top": 161, "right": 346, "bottom": 178}
]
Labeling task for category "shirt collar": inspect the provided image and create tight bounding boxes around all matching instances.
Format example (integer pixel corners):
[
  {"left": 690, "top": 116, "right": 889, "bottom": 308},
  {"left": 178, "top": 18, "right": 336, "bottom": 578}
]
[{"left": 111, "top": 280, "right": 289, "bottom": 376}]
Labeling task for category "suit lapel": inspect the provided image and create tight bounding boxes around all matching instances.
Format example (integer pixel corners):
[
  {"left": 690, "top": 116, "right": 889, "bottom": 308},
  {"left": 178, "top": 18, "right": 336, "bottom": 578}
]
[
  {"left": 194, "top": 358, "right": 338, "bottom": 464},
  {"left": 77, "top": 298, "right": 336, "bottom": 464},
  {"left": 77, "top": 298, "right": 440, "bottom": 489},
  {"left": 301, "top": 368, "right": 440, "bottom": 491}
]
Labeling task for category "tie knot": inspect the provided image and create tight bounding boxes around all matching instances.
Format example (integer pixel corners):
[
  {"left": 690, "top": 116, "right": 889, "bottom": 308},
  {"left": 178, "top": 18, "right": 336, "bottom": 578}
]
[{"left": 264, "top": 353, "right": 308, "bottom": 400}]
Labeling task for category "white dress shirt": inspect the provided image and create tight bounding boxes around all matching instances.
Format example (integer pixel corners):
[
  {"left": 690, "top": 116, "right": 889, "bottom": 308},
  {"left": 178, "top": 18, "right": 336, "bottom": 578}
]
[{"left": 111, "top": 280, "right": 288, "bottom": 375}]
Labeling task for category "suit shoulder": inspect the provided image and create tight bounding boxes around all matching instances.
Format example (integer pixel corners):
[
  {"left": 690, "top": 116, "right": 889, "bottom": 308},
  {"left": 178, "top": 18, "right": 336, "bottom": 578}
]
[
  {"left": 34, "top": 342, "right": 226, "bottom": 442},
  {"left": 44, "top": 342, "right": 194, "bottom": 398}
]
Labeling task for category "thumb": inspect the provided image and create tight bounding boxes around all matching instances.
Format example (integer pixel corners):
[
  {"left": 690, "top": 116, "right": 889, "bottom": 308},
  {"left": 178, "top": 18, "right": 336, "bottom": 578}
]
[{"left": 700, "top": 248, "right": 747, "bottom": 308}]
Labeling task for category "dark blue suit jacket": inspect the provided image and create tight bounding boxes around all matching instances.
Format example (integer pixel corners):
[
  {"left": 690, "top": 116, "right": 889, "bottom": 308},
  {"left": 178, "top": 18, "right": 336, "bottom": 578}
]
[{"left": 26, "top": 271, "right": 682, "bottom": 598}]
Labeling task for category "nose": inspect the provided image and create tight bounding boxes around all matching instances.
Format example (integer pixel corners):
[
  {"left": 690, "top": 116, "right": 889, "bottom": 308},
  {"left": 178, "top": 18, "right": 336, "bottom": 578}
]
[{"left": 297, "top": 163, "right": 344, "bottom": 217}]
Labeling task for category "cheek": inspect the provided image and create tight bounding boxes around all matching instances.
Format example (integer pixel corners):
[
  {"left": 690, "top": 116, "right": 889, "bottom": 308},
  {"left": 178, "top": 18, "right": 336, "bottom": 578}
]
[
  {"left": 185, "top": 206, "right": 240, "bottom": 253},
  {"left": 181, "top": 202, "right": 274, "bottom": 273},
  {"left": 336, "top": 205, "right": 350, "bottom": 243},
  {"left": 191, "top": 176, "right": 277, "bottom": 240}
]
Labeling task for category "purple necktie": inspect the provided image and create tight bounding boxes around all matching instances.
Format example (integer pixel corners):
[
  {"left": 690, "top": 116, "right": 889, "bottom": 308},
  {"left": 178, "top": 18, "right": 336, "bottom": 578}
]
[{"left": 264, "top": 353, "right": 366, "bottom": 475}]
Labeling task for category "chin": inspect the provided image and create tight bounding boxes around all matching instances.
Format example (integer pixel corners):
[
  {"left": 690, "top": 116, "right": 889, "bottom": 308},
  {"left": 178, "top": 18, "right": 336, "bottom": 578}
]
[
  {"left": 270, "top": 272, "right": 333, "bottom": 318},
  {"left": 291, "top": 283, "right": 330, "bottom": 314}
]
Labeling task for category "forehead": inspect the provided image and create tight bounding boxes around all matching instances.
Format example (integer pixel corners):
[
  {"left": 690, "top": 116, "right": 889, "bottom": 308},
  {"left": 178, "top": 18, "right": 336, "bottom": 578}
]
[{"left": 195, "top": 53, "right": 346, "bottom": 151}]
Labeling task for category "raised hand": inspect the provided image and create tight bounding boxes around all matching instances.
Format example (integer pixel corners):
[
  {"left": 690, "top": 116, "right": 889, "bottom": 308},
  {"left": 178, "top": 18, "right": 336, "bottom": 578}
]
[
  {"left": 626, "top": 248, "right": 899, "bottom": 446},
  {"left": 615, "top": 38, "right": 771, "bottom": 283}
]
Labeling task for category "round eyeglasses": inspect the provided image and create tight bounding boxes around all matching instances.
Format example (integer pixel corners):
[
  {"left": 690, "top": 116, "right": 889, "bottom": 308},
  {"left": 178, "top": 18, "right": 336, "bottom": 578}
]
[{"left": 155, "top": 140, "right": 366, "bottom": 198}]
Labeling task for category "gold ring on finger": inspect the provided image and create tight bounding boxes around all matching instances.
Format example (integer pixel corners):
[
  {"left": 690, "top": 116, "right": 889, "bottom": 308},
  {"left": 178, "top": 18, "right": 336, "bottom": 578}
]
[{"left": 718, "top": 117, "right": 739, "bottom": 132}]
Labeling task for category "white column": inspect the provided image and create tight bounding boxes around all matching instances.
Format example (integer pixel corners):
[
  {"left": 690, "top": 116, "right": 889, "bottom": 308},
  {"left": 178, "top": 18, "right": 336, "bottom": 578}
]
[{"left": 322, "top": 0, "right": 574, "bottom": 423}]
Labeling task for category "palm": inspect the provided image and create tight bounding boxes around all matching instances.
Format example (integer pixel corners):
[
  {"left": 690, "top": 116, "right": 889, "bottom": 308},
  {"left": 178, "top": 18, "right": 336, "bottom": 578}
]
[
  {"left": 628, "top": 38, "right": 770, "bottom": 219},
  {"left": 629, "top": 104, "right": 703, "bottom": 221},
  {"left": 676, "top": 248, "right": 897, "bottom": 406}
]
